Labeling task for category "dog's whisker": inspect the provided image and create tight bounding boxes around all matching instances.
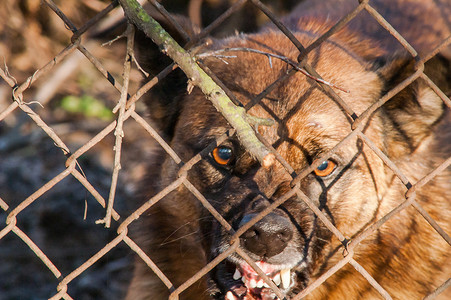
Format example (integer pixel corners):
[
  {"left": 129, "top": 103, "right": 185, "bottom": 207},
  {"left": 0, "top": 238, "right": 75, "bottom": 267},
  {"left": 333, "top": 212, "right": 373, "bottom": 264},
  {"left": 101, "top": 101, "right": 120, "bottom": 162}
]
[{"left": 159, "top": 230, "right": 200, "bottom": 246}]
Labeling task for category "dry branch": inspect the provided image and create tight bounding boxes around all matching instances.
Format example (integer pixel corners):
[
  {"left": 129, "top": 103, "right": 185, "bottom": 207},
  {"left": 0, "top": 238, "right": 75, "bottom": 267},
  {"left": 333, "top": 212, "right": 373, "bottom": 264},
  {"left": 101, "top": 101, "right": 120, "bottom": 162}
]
[
  {"left": 97, "top": 23, "right": 135, "bottom": 228},
  {"left": 118, "top": 0, "right": 275, "bottom": 167},
  {"left": 197, "top": 47, "right": 350, "bottom": 93}
]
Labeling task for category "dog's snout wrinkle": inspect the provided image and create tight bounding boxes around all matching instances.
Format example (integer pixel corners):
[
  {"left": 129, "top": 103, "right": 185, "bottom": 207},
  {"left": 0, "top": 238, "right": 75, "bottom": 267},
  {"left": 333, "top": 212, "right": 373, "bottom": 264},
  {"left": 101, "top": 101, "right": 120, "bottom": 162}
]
[{"left": 239, "top": 212, "right": 293, "bottom": 258}]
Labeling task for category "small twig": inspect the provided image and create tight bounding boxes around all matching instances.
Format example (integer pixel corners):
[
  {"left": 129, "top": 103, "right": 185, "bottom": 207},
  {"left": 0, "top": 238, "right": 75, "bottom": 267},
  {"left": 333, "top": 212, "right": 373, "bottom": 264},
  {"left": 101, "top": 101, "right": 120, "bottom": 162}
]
[
  {"left": 97, "top": 23, "right": 135, "bottom": 228},
  {"left": 101, "top": 29, "right": 148, "bottom": 77},
  {"left": 211, "top": 55, "right": 236, "bottom": 65},
  {"left": 22, "top": 100, "right": 44, "bottom": 108},
  {"left": 119, "top": 0, "right": 275, "bottom": 167},
  {"left": 1, "top": 57, "right": 17, "bottom": 87},
  {"left": 197, "top": 47, "right": 350, "bottom": 93},
  {"left": 130, "top": 52, "right": 149, "bottom": 77},
  {"left": 101, "top": 34, "right": 127, "bottom": 47}
]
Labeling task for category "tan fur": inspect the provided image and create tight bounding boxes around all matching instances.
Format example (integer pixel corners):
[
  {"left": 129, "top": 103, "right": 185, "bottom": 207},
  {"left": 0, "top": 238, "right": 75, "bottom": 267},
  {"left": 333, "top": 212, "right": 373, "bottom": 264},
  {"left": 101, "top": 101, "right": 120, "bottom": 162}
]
[{"left": 127, "top": 0, "right": 451, "bottom": 299}]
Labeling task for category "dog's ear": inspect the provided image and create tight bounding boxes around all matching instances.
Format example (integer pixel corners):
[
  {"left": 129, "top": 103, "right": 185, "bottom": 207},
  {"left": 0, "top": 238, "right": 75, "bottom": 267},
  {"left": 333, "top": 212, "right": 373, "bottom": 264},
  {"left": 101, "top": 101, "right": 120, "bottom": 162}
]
[
  {"left": 375, "top": 54, "right": 451, "bottom": 156},
  {"left": 134, "top": 12, "right": 201, "bottom": 138}
]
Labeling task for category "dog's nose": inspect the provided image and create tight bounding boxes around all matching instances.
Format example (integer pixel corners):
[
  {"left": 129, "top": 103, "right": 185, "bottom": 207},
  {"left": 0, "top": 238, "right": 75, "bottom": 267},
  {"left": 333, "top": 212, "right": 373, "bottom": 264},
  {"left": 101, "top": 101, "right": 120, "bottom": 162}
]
[{"left": 239, "top": 212, "right": 293, "bottom": 258}]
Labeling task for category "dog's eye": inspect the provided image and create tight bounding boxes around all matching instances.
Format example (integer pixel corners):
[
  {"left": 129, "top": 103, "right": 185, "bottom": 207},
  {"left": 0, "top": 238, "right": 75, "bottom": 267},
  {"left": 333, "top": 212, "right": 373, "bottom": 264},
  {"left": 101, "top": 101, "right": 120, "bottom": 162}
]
[
  {"left": 212, "top": 146, "right": 233, "bottom": 166},
  {"left": 314, "top": 160, "right": 336, "bottom": 177}
]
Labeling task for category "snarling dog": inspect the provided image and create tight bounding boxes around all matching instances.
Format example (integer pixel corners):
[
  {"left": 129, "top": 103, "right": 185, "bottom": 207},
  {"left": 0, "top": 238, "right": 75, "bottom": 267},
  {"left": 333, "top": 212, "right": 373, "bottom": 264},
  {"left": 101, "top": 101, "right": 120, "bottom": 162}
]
[{"left": 125, "top": 0, "right": 451, "bottom": 299}]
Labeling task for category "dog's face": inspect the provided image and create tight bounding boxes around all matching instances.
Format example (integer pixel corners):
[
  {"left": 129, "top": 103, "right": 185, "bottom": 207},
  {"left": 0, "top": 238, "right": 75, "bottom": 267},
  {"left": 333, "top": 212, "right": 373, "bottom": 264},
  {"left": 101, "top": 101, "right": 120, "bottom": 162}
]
[
  {"left": 133, "top": 11, "right": 449, "bottom": 299},
  {"left": 148, "top": 30, "right": 403, "bottom": 298}
]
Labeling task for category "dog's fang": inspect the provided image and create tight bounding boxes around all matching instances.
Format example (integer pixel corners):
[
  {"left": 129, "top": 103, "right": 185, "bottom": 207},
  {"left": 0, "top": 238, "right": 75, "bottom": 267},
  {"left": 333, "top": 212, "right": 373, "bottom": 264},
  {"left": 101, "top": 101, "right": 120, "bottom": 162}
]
[
  {"left": 280, "top": 269, "right": 291, "bottom": 289},
  {"left": 256, "top": 279, "right": 264, "bottom": 288},
  {"left": 233, "top": 268, "right": 241, "bottom": 280},
  {"left": 226, "top": 291, "right": 238, "bottom": 300},
  {"left": 273, "top": 273, "right": 281, "bottom": 286}
]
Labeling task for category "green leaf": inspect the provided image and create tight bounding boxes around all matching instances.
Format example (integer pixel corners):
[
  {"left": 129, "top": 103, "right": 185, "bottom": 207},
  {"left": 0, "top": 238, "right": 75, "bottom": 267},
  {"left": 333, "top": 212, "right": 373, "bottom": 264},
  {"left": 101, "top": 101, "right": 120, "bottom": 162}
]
[{"left": 60, "top": 95, "right": 114, "bottom": 121}]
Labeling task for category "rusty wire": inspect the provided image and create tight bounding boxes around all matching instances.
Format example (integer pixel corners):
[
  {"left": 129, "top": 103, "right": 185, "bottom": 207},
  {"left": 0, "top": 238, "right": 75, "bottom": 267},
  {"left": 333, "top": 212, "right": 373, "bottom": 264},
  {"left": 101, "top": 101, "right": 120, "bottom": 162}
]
[{"left": 0, "top": 0, "right": 450, "bottom": 299}]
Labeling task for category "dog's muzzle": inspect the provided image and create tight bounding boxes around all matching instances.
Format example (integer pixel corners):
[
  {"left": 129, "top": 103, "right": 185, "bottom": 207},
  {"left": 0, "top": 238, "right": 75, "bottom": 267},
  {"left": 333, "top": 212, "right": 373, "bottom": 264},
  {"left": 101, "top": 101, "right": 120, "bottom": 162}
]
[{"left": 239, "top": 212, "right": 293, "bottom": 259}]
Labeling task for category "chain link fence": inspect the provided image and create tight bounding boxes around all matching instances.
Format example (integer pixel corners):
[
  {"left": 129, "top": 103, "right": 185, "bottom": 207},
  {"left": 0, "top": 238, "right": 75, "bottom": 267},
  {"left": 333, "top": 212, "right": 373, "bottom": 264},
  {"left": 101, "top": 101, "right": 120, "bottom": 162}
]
[{"left": 0, "top": 0, "right": 450, "bottom": 299}]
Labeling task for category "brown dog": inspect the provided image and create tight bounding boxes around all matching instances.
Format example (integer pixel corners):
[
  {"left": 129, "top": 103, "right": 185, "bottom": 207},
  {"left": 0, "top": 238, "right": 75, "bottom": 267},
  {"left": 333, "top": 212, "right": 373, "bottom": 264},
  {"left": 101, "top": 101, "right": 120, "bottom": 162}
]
[{"left": 126, "top": 0, "right": 451, "bottom": 299}]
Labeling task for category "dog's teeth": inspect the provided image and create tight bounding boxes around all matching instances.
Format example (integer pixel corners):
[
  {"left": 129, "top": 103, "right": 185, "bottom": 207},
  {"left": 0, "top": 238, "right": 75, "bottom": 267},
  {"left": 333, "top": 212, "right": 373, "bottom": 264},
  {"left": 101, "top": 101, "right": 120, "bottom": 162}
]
[
  {"left": 226, "top": 291, "right": 237, "bottom": 300},
  {"left": 242, "top": 276, "right": 247, "bottom": 284},
  {"left": 233, "top": 268, "right": 241, "bottom": 280},
  {"left": 273, "top": 273, "right": 281, "bottom": 286},
  {"left": 249, "top": 278, "right": 257, "bottom": 288},
  {"left": 280, "top": 269, "right": 291, "bottom": 289},
  {"left": 263, "top": 282, "right": 270, "bottom": 288},
  {"left": 256, "top": 279, "right": 264, "bottom": 288}
]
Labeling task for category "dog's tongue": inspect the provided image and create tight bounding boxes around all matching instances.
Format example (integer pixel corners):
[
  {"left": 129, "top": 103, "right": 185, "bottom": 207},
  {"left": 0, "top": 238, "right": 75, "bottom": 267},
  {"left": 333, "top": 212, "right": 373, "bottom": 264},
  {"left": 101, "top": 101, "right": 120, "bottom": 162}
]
[{"left": 225, "top": 261, "right": 290, "bottom": 300}]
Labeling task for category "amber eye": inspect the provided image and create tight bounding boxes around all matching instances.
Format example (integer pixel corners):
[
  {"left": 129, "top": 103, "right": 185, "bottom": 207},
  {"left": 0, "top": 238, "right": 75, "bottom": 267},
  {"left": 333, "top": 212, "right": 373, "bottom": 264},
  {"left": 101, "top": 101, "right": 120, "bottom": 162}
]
[
  {"left": 314, "top": 160, "right": 336, "bottom": 177},
  {"left": 212, "top": 146, "right": 233, "bottom": 166}
]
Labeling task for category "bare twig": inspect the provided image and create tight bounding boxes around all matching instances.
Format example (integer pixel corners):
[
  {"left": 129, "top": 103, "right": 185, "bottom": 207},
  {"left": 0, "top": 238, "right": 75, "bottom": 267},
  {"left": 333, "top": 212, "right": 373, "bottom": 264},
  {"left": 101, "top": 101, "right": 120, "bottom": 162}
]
[
  {"left": 97, "top": 23, "right": 135, "bottom": 228},
  {"left": 101, "top": 34, "right": 127, "bottom": 47},
  {"left": 130, "top": 52, "right": 149, "bottom": 77},
  {"left": 1, "top": 58, "right": 17, "bottom": 87},
  {"left": 118, "top": 0, "right": 275, "bottom": 167},
  {"left": 197, "top": 47, "right": 350, "bottom": 93}
]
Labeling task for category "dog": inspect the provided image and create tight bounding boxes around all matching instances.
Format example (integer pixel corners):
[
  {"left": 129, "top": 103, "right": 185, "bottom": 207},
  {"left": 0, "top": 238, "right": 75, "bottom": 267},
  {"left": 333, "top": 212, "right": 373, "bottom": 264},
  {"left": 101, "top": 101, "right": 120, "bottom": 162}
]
[{"left": 125, "top": 0, "right": 451, "bottom": 299}]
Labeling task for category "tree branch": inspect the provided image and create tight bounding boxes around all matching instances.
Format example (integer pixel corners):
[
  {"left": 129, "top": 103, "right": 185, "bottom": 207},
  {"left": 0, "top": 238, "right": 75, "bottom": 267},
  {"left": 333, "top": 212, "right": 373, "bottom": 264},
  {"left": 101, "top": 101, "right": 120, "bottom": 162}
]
[{"left": 197, "top": 47, "right": 350, "bottom": 93}]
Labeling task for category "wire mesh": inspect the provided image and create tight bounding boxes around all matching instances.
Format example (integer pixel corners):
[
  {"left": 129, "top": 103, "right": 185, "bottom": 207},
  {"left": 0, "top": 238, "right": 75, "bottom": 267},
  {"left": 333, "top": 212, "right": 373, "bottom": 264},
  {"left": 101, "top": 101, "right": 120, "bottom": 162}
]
[{"left": 0, "top": 0, "right": 450, "bottom": 299}]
